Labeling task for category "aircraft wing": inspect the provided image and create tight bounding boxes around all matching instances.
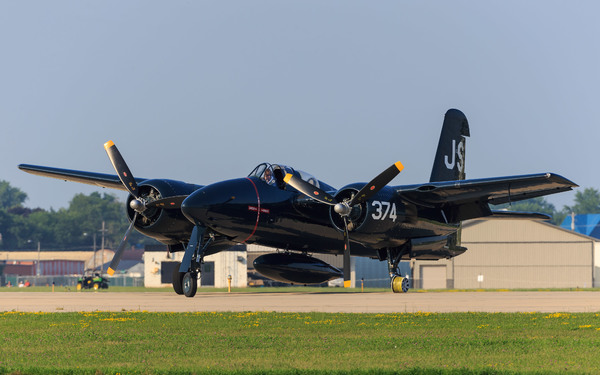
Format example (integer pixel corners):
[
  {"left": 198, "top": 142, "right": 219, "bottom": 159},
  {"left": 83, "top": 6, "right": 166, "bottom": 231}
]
[
  {"left": 18, "top": 164, "right": 147, "bottom": 191},
  {"left": 397, "top": 173, "right": 577, "bottom": 221}
]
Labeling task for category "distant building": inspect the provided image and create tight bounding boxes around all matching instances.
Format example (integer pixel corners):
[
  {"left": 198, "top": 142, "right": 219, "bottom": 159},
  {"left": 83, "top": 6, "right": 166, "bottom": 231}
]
[
  {"left": 0, "top": 249, "right": 137, "bottom": 286},
  {"left": 143, "top": 245, "right": 247, "bottom": 288},
  {"left": 561, "top": 214, "right": 600, "bottom": 239},
  {"left": 412, "top": 218, "right": 600, "bottom": 289}
]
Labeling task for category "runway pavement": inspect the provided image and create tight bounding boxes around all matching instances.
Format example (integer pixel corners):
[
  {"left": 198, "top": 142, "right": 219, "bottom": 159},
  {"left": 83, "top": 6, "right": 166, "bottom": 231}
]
[{"left": 2, "top": 291, "right": 600, "bottom": 313}]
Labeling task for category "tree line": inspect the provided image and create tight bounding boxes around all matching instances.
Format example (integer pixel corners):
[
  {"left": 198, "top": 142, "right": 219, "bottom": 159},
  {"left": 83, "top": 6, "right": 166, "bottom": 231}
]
[
  {"left": 1, "top": 180, "right": 600, "bottom": 250},
  {"left": 497, "top": 187, "right": 600, "bottom": 225},
  {"left": 0, "top": 180, "right": 156, "bottom": 251}
]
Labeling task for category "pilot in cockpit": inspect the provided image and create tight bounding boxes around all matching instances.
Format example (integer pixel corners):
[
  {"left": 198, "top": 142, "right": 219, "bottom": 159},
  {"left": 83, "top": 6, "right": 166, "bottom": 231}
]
[{"left": 263, "top": 167, "right": 275, "bottom": 185}]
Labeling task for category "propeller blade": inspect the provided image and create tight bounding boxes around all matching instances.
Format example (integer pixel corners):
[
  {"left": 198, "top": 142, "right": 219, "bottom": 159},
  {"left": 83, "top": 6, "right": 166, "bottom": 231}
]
[
  {"left": 342, "top": 217, "right": 351, "bottom": 288},
  {"left": 107, "top": 212, "right": 137, "bottom": 276},
  {"left": 349, "top": 161, "right": 404, "bottom": 206},
  {"left": 283, "top": 173, "right": 337, "bottom": 206},
  {"left": 104, "top": 140, "right": 139, "bottom": 199},
  {"left": 147, "top": 195, "right": 188, "bottom": 209},
  {"left": 285, "top": 162, "right": 403, "bottom": 290}
]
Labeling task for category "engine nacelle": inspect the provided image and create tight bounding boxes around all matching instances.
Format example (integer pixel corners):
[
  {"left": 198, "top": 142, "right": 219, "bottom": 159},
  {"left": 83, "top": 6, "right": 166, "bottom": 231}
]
[
  {"left": 126, "top": 179, "right": 202, "bottom": 245},
  {"left": 329, "top": 185, "right": 406, "bottom": 238},
  {"left": 329, "top": 186, "right": 367, "bottom": 232},
  {"left": 253, "top": 253, "right": 342, "bottom": 284}
]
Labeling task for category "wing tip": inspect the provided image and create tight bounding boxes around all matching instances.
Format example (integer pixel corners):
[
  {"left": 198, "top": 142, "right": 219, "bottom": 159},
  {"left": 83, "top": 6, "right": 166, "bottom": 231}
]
[{"left": 545, "top": 172, "right": 579, "bottom": 188}]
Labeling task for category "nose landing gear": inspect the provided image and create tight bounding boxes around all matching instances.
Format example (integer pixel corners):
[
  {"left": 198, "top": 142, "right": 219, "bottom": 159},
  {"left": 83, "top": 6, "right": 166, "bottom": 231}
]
[
  {"left": 182, "top": 272, "right": 198, "bottom": 297},
  {"left": 174, "top": 224, "right": 214, "bottom": 298}
]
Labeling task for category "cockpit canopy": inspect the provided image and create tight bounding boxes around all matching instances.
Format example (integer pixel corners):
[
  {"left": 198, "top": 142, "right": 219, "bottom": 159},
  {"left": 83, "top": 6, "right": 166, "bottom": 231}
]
[{"left": 248, "top": 163, "right": 320, "bottom": 189}]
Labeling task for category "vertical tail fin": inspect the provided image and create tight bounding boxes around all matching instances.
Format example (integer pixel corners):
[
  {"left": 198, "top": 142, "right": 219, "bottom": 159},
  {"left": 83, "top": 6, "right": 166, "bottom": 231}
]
[{"left": 429, "top": 109, "right": 470, "bottom": 182}]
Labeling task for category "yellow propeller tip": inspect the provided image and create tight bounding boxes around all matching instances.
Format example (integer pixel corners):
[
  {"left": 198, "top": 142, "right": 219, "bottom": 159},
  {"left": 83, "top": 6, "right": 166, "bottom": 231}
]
[
  {"left": 283, "top": 173, "right": 293, "bottom": 183},
  {"left": 107, "top": 268, "right": 115, "bottom": 276},
  {"left": 395, "top": 161, "right": 404, "bottom": 172},
  {"left": 104, "top": 140, "right": 115, "bottom": 150},
  {"left": 344, "top": 280, "right": 351, "bottom": 288}
]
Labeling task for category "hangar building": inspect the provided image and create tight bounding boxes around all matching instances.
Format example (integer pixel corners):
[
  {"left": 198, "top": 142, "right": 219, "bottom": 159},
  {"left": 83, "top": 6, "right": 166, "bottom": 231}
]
[
  {"left": 411, "top": 218, "right": 600, "bottom": 289},
  {"left": 144, "top": 245, "right": 247, "bottom": 288}
]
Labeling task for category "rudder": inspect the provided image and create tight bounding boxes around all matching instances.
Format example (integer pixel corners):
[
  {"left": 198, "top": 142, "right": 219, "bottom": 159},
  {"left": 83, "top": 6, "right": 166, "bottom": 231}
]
[{"left": 429, "top": 109, "right": 470, "bottom": 182}]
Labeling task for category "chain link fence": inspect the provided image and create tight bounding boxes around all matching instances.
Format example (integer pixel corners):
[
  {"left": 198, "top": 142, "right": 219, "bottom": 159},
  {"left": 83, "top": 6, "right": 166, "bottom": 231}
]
[{"left": 2, "top": 275, "right": 144, "bottom": 288}]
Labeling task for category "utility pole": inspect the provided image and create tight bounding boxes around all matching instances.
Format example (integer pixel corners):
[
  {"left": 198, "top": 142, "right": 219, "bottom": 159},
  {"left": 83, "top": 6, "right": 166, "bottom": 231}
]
[
  {"left": 93, "top": 232, "right": 97, "bottom": 272},
  {"left": 99, "top": 221, "right": 107, "bottom": 273},
  {"left": 36, "top": 241, "right": 41, "bottom": 277}
]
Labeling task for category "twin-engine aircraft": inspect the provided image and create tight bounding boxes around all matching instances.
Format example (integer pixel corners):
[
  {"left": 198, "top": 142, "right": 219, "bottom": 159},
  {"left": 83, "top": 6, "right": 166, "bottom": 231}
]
[{"left": 19, "top": 109, "right": 577, "bottom": 297}]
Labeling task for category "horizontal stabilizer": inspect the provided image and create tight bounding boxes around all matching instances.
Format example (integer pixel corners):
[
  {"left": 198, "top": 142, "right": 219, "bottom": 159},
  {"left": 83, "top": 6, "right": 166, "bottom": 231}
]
[{"left": 489, "top": 210, "right": 551, "bottom": 221}]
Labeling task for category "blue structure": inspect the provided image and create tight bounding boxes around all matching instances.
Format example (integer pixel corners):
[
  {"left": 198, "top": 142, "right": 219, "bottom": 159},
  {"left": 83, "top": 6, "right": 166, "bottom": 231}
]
[{"left": 561, "top": 214, "right": 600, "bottom": 239}]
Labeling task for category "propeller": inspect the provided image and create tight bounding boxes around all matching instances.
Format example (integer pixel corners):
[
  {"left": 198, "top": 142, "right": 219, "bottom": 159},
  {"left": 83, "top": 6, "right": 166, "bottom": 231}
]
[
  {"left": 284, "top": 161, "right": 404, "bottom": 287},
  {"left": 107, "top": 212, "right": 137, "bottom": 276},
  {"left": 103, "top": 140, "right": 187, "bottom": 275}
]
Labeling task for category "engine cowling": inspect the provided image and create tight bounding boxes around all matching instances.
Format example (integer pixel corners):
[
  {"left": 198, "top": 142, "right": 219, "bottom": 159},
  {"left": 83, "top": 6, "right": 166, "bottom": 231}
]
[
  {"left": 328, "top": 184, "right": 411, "bottom": 247},
  {"left": 126, "top": 179, "right": 201, "bottom": 245},
  {"left": 329, "top": 186, "right": 367, "bottom": 232},
  {"left": 253, "top": 253, "right": 342, "bottom": 284}
]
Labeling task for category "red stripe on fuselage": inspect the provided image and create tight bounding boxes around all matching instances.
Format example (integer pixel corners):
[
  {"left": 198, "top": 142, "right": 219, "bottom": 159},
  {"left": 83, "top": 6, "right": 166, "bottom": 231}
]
[{"left": 242, "top": 177, "right": 260, "bottom": 243}]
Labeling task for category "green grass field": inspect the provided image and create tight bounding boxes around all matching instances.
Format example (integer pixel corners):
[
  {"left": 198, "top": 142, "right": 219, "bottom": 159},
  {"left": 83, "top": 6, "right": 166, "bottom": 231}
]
[{"left": 1, "top": 311, "right": 600, "bottom": 375}]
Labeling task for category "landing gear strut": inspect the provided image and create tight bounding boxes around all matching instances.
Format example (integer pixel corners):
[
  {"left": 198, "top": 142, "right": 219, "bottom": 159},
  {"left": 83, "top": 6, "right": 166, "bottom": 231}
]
[
  {"left": 387, "top": 247, "right": 410, "bottom": 293},
  {"left": 176, "top": 225, "right": 214, "bottom": 298}
]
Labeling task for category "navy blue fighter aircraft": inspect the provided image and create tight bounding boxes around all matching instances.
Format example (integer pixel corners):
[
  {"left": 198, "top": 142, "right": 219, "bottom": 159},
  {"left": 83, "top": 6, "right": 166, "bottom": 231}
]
[{"left": 19, "top": 109, "right": 577, "bottom": 297}]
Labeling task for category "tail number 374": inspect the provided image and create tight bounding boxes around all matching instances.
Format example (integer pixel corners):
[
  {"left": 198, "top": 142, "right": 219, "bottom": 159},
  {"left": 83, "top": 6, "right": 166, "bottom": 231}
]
[{"left": 371, "top": 201, "right": 397, "bottom": 222}]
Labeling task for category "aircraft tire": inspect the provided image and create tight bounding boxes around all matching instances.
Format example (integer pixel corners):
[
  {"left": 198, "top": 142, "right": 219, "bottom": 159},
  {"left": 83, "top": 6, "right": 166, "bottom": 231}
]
[
  {"left": 182, "top": 272, "right": 197, "bottom": 298},
  {"left": 391, "top": 276, "right": 409, "bottom": 294},
  {"left": 172, "top": 262, "right": 184, "bottom": 295}
]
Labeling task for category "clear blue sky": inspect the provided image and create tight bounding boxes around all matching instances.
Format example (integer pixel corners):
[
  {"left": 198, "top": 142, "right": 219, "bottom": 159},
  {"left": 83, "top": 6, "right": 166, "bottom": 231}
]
[{"left": 2, "top": 1, "right": 598, "bottom": 211}]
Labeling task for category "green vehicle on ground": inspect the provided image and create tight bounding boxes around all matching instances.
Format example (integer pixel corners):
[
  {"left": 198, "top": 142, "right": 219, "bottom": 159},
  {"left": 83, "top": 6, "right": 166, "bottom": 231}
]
[{"left": 76, "top": 272, "right": 109, "bottom": 291}]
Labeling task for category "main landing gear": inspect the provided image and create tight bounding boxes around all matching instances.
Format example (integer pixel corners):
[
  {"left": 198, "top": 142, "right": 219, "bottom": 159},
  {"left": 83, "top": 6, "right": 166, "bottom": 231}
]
[
  {"left": 387, "top": 248, "right": 410, "bottom": 293},
  {"left": 173, "top": 225, "right": 214, "bottom": 298},
  {"left": 391, "top": 275, "right": 410, "bottom": 293}
]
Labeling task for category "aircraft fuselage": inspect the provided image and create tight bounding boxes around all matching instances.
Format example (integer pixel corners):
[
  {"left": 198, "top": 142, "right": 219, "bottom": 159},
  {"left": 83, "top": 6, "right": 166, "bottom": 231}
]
[{"left": 181, "top": 176, "right": 459, "bottom": 258}]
